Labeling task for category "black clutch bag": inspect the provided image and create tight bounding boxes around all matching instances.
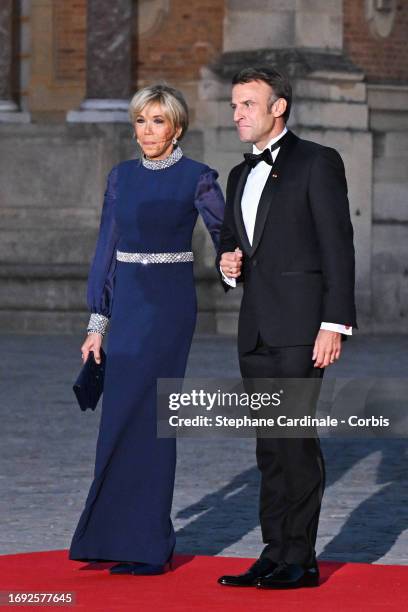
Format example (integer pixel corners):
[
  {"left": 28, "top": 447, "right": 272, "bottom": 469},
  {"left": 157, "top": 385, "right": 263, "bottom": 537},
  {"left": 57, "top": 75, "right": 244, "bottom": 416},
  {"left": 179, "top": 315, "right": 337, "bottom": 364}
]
[{"left": 73, "top": 348, "right": 106, "bottom": 411}]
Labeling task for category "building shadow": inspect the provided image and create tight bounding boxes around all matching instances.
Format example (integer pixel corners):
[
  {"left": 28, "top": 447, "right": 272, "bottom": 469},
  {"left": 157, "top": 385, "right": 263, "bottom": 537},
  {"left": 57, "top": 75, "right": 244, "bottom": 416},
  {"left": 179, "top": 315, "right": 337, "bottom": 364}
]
[
  {"left": 175, "top": 439, "right": 407, "bottom": 564},
  {"left": 320, "top": 439, "right": 408, "bottom": 563},
  {"left": 175, "top": 466, "right": 260, "bottom": 556}
]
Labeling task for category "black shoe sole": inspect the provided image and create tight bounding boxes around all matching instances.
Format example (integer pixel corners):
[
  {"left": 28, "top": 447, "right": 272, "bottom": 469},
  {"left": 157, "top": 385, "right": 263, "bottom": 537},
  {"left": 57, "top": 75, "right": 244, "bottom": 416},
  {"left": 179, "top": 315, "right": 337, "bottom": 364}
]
[
  {"left": 257, "top": 577, "right": 319, "bottom": 590},
  {"left": 109, "top": 569, "right": 165, "bottom": 576},
  {"left": 218, "top": 581, "right": 258, "bottom": 587}
]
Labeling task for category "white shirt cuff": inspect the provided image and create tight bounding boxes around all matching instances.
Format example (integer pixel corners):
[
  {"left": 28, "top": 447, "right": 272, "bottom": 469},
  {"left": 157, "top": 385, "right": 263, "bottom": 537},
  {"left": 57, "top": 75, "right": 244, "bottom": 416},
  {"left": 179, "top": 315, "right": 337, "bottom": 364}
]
[
  {"left": 320, "top": 322, "right": 352, "bottom": 335},
  {"left": 220, "top": 265, "right": 237, "bottom": 288}
]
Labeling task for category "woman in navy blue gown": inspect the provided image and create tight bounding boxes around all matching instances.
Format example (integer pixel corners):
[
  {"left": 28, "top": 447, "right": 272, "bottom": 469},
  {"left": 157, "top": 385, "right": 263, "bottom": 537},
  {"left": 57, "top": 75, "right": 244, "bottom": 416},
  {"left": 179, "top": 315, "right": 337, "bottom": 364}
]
[{"left": 68, "top": 85, "right": 225, "bottom": 575}]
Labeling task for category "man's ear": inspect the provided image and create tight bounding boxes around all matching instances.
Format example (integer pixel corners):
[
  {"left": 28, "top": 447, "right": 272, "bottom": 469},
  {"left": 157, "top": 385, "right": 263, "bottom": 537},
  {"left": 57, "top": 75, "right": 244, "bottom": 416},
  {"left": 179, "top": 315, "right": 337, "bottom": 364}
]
[{"left": 272, "top": 98, "right": 287, "bottom": 119}]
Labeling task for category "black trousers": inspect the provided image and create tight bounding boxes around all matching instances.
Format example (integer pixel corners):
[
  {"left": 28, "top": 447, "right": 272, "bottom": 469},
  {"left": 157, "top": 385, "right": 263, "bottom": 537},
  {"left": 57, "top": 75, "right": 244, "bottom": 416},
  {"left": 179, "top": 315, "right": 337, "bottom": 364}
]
[{"left": 239, "top": 335, "right": 325, "bottom": 567}]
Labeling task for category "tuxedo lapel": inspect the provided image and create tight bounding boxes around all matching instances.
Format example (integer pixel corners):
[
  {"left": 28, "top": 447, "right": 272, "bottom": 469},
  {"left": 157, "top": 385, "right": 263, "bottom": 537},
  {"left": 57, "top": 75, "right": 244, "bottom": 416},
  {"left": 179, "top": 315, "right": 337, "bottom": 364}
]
[
  {"left": 250, "top": 130, "right": 298, "bottom": 256},
  {"left": 233, "top": 163, "right": 252, "bottom": 255}
]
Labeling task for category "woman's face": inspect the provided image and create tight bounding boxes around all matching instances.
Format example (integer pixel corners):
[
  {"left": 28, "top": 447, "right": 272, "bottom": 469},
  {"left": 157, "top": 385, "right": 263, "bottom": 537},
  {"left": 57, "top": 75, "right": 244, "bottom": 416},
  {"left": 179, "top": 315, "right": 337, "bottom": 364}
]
[{"left": 134, "top": 102, "right": 182, "bottom": 160}]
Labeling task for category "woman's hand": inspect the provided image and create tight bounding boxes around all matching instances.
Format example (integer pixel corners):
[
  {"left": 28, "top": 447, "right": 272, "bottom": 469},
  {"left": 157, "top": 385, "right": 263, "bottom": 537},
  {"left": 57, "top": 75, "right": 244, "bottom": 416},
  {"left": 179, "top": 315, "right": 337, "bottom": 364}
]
[{"left": 81, "top": 333, "right": 103, "bottom": 364}]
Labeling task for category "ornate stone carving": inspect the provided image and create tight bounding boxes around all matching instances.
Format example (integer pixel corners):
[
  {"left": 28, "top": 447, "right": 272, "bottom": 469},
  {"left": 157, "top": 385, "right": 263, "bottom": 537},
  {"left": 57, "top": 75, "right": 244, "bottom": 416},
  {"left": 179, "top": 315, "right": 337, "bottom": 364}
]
[
  {"left": 138, "top": 0, "right": 170, "bottom": 39},
  {"left": 365, "top": 0, "right": 397, "bottom": 39}
]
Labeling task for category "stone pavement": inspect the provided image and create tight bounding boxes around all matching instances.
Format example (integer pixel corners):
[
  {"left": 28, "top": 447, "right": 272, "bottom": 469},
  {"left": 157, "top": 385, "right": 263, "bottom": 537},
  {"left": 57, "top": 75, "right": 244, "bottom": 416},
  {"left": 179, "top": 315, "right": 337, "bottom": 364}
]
[{"left": 0, "top": 333, "right": 407, "bottom": 565}]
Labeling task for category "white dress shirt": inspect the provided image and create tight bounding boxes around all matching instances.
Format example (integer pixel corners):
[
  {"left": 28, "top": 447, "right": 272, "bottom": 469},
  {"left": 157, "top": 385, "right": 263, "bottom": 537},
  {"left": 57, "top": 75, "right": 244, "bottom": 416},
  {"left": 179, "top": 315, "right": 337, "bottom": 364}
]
[{"left": 221, "top": 127, "right": 352, "bottom": 335}]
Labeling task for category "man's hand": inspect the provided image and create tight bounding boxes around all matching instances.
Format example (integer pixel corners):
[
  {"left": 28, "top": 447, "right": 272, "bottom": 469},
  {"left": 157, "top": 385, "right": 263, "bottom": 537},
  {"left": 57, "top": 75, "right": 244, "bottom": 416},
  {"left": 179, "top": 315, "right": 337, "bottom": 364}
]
[
  {"left": 220, "top": 248, "right": 243, "bottom": 278},
  {"left": 312, "top": 329, "right": 342, "bottom": 368}
]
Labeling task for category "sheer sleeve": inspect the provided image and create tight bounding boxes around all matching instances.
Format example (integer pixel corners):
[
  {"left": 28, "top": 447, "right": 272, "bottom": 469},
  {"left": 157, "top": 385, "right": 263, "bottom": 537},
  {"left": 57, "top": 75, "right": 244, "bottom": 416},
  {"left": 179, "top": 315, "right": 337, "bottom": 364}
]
[
  {"left": 194, "top": 168, "right": 225, "bottom": 251},
  {"left": 86, "top": 165, "right": 120, "bottom": 336}
]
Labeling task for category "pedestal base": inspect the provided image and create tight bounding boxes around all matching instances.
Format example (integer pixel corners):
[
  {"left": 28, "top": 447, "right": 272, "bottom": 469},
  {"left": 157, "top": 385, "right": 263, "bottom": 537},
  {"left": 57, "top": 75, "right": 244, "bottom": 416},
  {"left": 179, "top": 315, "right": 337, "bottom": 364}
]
[
  {"left": 66, "top": 98, "right": 130, "bottom": 123},
  {"left": 0, "top": 100, "right": 30, "bottom": 123}
]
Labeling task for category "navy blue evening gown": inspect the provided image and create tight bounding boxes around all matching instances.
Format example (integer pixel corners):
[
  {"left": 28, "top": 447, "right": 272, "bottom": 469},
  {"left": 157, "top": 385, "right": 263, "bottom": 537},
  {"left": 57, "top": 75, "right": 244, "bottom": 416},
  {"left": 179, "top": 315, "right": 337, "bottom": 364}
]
[{"left": 69, "top": 151, "right": 225, "bottom": 565}]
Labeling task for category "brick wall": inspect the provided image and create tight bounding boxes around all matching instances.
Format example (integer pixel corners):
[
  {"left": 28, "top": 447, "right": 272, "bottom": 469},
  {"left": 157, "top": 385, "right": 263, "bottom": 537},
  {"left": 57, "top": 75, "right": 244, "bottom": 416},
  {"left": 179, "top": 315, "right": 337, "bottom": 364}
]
[
  {"left": 54, "top": 0, "right": 86, "bottom": 83},
  {"left": 31, "top": 1, "right": 408, "bottom": 111},
  {"left": 49, "top": 0, "right": 224, "bottom": 112},
  {"left": 134, "top": 0, "right": 224, "bottom": 85},
  {"left": 343, "top": 0, "right": 408, "bottom": 83}
]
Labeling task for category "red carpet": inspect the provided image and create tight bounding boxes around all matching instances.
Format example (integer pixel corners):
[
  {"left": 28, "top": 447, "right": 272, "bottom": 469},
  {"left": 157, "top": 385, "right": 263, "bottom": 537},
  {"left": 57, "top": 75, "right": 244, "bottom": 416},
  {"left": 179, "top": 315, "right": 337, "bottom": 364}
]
[{"left": 0, "top": 550, "right": 406, "bottom": 611}]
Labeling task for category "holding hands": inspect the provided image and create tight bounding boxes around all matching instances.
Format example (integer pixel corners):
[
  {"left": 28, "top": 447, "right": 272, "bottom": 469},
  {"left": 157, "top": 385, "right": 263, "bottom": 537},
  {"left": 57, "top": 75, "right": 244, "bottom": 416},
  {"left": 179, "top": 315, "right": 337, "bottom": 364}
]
[{"left": 220, "top": 247, "right": 243, "bottom": 279}]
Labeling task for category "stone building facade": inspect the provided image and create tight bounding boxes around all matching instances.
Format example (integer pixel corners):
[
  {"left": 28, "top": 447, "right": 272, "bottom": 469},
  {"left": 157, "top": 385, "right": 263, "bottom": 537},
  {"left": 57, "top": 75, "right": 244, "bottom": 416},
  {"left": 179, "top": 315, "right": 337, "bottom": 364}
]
[{"left": 0, "top": 0, "right": 407, "bottom": 334}]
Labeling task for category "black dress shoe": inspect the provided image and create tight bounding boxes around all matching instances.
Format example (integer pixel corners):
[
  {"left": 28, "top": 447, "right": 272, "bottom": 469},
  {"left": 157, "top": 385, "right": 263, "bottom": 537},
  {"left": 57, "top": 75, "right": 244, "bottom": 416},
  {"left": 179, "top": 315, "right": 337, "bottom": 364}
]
[
  {"left": 256, "top": 562, "right": 319, "bottom": 589},
  {"left": 109, "top": 562, "right": 165, "bottom": 575},
  {"left": 218, "top": 558, "right": 278, "bottom": 587}
]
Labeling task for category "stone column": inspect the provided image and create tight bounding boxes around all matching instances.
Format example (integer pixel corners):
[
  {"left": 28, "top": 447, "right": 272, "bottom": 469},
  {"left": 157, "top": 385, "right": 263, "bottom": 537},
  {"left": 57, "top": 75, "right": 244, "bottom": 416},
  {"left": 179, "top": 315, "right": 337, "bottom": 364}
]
[
  {"left": 0, "top": 0, "right": 30, "bottom": 122},
  {"left": 67, "top": 0, "right": 133, "bottom": 123}
]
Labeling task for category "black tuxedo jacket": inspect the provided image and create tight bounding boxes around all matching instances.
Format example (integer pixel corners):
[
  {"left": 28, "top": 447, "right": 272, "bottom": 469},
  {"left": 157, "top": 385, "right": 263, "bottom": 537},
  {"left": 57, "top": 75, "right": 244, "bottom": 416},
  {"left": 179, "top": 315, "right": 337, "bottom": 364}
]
[{"left": 216, "top": 130, "right": 357, "bottom": 354}]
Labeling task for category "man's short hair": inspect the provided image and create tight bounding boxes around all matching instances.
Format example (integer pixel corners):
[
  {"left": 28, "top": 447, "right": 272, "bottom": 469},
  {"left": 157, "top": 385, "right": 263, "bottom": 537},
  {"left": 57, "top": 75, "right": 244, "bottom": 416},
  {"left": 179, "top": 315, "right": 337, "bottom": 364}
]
[{"left": 232, "top": 66, "right": 292, "bottom": 122}]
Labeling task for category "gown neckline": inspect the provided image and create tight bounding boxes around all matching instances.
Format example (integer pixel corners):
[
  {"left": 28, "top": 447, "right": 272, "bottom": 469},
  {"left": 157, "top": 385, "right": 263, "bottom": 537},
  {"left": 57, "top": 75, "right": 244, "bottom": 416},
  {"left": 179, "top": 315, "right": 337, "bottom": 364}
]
[{"left": 141, "top": 146, "right": 183, "bottom": 170}]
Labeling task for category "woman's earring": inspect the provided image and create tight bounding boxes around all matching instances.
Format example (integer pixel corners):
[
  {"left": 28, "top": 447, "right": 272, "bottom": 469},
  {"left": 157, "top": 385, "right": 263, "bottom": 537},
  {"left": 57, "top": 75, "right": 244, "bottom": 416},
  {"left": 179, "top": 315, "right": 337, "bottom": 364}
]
[{"left": 172, "top": 137, "right": 178, "bottom": 145}]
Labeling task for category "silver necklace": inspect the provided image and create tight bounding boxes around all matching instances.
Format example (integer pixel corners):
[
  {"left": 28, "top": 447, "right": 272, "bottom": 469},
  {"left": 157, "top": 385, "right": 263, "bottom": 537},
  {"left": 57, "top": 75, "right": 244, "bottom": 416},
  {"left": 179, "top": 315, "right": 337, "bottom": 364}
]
[{"left": 141, "top": 146, "right": 183, "bottom": 170}]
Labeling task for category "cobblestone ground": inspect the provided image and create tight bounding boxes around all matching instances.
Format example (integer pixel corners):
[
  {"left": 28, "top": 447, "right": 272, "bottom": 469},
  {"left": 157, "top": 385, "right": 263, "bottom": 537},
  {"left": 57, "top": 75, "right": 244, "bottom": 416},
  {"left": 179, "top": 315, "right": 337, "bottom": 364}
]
[{"left": 0, "top": 333, "right": 407, "bottom": 564}]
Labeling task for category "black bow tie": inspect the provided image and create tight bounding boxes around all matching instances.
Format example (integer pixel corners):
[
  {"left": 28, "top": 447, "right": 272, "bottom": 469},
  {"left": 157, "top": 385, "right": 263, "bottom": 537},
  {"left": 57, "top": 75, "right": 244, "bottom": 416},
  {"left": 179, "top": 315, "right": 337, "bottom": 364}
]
[
  {"left": 243, "top": 133, "right": 287, "bottom": 169},
  {"left": 244, "top": 147, "right": 273, "bottom": 168}
]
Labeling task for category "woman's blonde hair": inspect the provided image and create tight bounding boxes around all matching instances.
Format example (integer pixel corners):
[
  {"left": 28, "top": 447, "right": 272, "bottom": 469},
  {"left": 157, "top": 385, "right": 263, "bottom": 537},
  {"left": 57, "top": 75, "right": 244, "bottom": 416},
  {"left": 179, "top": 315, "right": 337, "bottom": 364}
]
[{"left": 129, "top": 84, "right": 189, "bottom": 140}]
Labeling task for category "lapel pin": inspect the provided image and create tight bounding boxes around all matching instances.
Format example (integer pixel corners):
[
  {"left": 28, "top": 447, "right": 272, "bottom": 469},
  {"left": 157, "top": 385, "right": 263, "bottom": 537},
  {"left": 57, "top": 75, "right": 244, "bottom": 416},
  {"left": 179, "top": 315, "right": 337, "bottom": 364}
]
[{"left": 272, "top": 173, "right": 278, "bottom": 178}]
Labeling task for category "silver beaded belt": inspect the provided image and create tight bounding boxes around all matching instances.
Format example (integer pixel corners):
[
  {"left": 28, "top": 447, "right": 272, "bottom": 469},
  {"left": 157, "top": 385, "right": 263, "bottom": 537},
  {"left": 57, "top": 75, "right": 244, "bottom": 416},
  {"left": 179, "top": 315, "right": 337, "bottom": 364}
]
[{"left": 116, "top": 250, "right": 194, "bottom": 264}]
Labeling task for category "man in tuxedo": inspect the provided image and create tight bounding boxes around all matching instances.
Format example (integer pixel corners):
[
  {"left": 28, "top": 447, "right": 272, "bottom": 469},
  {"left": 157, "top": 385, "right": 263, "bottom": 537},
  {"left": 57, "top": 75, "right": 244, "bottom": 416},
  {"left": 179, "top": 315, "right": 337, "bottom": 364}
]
[{"left": 216, "top": 67, "right": 357, "bottom": 589}]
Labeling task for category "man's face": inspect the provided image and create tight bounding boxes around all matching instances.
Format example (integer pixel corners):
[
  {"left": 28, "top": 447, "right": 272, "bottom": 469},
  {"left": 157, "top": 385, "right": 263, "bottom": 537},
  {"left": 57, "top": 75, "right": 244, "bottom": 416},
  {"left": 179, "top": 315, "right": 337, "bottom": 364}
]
[{"left": 231, "top": 80, "right": 277, "bottom": 145}]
